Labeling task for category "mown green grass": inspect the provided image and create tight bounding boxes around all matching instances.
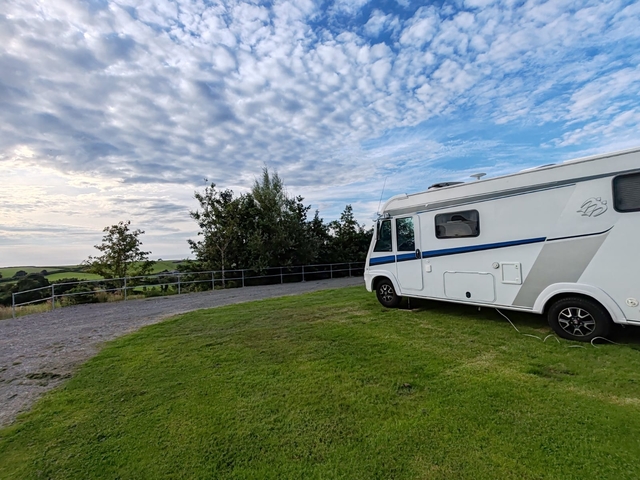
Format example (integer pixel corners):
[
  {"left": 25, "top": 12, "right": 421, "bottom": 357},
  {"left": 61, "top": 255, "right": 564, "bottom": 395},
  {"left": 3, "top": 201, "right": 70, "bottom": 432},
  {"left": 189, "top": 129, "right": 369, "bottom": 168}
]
[{"left": 2, "top": 287, "right": 640, "bottom": 479}]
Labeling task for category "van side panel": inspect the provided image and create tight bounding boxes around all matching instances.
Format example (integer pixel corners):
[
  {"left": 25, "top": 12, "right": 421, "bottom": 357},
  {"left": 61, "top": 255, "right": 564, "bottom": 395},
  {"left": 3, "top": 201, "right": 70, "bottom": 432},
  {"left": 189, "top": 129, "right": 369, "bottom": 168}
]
[{"left": 418, "top": 186, "right": 574, "bottom": 307}]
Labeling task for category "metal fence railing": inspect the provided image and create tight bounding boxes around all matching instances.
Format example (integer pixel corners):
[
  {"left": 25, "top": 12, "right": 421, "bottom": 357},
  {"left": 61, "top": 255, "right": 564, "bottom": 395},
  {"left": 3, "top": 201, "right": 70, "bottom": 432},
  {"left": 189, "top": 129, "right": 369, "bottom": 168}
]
[{"left": 10, "top": 262, "right": 365, "bottom": 318}]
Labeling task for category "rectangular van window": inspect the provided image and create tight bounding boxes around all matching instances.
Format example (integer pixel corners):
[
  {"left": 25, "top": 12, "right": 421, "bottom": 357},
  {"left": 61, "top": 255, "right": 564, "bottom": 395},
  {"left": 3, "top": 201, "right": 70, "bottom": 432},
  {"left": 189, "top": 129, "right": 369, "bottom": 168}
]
[
  {"left": 435, "top": 210, "right": 479, "bottom": 239},
  {"left": 613, "top": 172, "right": 640, "bottom": 212},
  {"left": 374, "top": 219, "right": 392, "bottom": 252},
  {"left": 396, "top": 217, "right": 415, "bottom": 251}
]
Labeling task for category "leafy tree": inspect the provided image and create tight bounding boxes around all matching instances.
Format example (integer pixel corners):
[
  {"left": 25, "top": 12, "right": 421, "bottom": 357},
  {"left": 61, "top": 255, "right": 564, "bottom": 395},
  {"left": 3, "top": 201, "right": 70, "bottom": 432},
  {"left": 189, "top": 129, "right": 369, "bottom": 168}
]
[
  {"left": 328, "top": 205, "right": 373, "bottom": 263},
  {"left": 307, "top": 210, "right": 333, "bottom": 262},
  {"left": 188, "top": 170, "right": 372, "bottom": 274},
  {"left": 85, "top": 221, "right": 154, "bottom": 281},
  {"left": 243, "top": 168, "right": 316, "bottom": 269},
  {"left": 10, "top": 274, "right": 50, "bottom": 305},
  {"left": 188, "top": 184, "right": 242, "bottom": 273},
  {"left": 51, "top": 278, "right": 82, "bottom": 295}
]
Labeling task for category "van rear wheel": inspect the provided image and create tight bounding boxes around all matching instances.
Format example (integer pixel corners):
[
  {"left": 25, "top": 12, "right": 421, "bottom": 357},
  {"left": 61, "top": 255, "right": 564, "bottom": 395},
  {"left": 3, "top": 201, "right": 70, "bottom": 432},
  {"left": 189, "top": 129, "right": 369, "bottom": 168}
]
[
  {"left": 547, "top": 297, "right": 611, "bottom": 342},
  {"left": 376, "top": 279, "right": 401, "bottom": 308}
]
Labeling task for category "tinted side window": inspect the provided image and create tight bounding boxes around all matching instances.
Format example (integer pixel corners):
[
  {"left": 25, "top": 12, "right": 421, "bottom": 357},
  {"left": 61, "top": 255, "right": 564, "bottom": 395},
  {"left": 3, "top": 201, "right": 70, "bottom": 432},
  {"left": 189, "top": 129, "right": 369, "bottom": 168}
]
[
  {"left": 374, "top": 220, "right": 392, "bottom": 252},
  {"left": 396, "top": 217, "right": 415, "bottom": 251},
  {"left": 435, "top": 210, "right": 480, "bottom": 239},
  {"left": 613, "top": 173, "right": 640, "bottom": 212}
]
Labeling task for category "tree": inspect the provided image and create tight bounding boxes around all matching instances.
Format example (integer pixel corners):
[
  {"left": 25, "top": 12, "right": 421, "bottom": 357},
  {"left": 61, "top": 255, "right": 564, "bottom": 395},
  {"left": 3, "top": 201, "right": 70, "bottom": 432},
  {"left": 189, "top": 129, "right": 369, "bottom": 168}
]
[
  {"left": 9, "top": 274, "right": 50, "bottom": 306},
  {"left": 188, "top": 170, "right": 372, "bottom": 274},
  {"left": 328, "top": 205, "right": 373, "bottom": 263},
  {"left": 188, "top": 183, "right": 242, "bottom": 273},
  {"left": 188, "top": 169, "right": 319, "bottom": 273},
  {"left": 243, "top": 168, "right": 316, "bottom": 269},
  {"left": 85, "top": 221, "right": 154, "bottom": 281}
]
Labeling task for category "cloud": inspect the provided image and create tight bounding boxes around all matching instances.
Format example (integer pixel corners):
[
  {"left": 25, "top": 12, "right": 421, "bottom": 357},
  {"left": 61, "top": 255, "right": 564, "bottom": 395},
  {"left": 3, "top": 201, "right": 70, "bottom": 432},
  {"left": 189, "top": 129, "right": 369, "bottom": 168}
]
[
  {"left": 363, "top": 10, "right": 399, "bottom": 37},
  {"left": 1, "top": 0, "right": 640, "bottom": 264},
  {"left": 330, "top": 0, "right": 371, "bottom": 16}
]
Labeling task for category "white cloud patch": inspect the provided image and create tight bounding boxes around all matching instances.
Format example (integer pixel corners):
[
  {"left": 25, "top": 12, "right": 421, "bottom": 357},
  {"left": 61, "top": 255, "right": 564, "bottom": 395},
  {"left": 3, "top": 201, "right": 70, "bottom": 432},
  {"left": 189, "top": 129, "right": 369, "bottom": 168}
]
[
  {"left": 364, "top": 9, "right": 399, "bottom": 37},
  {"left": 1, "top": 0, "right": 640, "bottom": 264},
  {"left": 330, "top": 0, "right": 371, "bottom": 16}
]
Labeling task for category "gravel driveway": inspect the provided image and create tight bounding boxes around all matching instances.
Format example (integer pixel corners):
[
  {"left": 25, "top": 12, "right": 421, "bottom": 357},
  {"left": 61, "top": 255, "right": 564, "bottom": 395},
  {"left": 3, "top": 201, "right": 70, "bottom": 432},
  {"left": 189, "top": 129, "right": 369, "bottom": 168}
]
[{"left": 0, "top": 277, "right": 363, "bottom": 427}]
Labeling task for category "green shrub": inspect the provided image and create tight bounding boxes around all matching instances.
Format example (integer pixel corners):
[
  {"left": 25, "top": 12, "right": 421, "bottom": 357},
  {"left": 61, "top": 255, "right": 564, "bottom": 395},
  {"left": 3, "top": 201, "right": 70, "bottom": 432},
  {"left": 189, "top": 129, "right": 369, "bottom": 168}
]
[{"left": 66, "top": 284, "right": 99, "bottom": 304}]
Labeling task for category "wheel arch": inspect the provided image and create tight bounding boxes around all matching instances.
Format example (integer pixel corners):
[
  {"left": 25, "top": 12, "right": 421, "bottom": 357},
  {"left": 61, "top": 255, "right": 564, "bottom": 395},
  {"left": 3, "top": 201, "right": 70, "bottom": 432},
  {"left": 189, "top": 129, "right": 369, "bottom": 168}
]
[
  {"left": 372, "top": 274, "right": 401, "bottom": 295},
  {"left": 532, "top": 283, "right": 626, "bottom": 324}
]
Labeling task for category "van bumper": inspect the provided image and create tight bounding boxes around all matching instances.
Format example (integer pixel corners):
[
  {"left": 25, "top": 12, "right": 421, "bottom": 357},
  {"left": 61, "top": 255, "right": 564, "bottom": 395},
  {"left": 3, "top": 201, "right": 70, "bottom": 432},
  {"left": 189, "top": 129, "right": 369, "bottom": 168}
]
[{"left": 364, "top": 271, "right": 374, "bottom": 292}]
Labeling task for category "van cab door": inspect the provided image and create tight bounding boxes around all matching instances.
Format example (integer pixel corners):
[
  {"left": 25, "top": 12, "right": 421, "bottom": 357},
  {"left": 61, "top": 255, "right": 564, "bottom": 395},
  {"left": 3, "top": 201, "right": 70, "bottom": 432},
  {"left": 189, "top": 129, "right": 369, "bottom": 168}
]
[
  {"left": 369, "top": 219, "right": 397, "bottom": 283},
  {"left": 395, "top": 215, "right": 423, "bottom": 292}
]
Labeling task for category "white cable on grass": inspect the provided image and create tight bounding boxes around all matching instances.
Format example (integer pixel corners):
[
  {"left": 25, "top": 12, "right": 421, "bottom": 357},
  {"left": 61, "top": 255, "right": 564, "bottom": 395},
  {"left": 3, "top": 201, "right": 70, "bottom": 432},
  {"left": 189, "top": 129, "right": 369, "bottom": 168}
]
[
  {"left": 590, "top": 336, "right": 621, "bottom": 348},
  {"left": 496, "top": 308, "right": 521, "bottom": 333},
  {"left": 496, "top": 308, "right": 620, "bottom": 349},
  {"left": 496, "top": 308, "right": 543, "bottom": 340}
]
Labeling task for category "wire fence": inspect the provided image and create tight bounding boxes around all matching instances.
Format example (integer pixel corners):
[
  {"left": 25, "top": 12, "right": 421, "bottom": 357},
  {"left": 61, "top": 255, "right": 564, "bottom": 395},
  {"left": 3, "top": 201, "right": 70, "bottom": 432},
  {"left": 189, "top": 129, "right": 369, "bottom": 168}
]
[{"left": 10, "top": 262, "right": 365, "bottom": 318}]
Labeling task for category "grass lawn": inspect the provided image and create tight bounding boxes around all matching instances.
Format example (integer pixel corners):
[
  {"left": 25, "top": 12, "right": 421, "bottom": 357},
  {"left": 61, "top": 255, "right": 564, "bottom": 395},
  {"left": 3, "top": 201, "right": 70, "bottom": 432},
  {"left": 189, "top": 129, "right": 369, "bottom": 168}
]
[{"left": 1, "top": 287, "right": 640, "bottom": 479}]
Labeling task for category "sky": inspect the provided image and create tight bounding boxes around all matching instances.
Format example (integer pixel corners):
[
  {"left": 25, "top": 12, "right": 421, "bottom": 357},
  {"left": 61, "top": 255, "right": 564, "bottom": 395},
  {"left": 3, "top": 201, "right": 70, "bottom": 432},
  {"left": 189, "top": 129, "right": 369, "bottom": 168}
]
[{"left": 1, "top": 0, "right": 639, "bottom": 267}]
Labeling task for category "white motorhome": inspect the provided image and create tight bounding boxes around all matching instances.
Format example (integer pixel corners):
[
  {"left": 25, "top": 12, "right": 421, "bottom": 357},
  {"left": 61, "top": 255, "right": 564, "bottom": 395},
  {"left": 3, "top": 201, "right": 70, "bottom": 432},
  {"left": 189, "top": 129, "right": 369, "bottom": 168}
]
[{"left": 364, "top": 147, "right": 640, "bottom": 342}]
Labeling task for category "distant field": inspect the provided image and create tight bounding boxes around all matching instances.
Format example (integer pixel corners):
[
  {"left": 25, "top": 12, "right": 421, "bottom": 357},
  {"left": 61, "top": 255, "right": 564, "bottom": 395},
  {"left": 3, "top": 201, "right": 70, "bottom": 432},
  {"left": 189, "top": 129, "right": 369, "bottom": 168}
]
[
  {"left": 0, "top": 260, "right": 186, "bottom": 283},
  {"left": 150, "top": 260, "right": 185, "bottom": 273},
  {"left": 45, "top": 272, "right": 104, "bottom": 282},
  {"left": 0, "top": 266, "right": 68, "bottom": 278}
]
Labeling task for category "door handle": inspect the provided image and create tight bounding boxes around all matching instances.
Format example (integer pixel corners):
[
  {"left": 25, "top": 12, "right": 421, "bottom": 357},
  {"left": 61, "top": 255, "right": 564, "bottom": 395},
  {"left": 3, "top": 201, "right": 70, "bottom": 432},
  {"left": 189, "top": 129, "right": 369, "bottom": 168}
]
[{"left": 415, "top": 249, "right": 421, "bottom": 259}]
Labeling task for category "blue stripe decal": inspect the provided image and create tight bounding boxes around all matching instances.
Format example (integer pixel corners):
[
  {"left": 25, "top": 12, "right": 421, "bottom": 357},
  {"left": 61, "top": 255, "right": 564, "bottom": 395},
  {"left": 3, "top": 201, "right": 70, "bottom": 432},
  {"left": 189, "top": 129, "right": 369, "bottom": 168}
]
[
  {"left": 369, "top": 236, "right": 547, "bottom": 265},
  {"left": 421, "top": 237, "right": 546, "bottom": 258},
  {"left": 369, "top": 255, "right": 395, "bottom": 266},
  {"left": 396, "top": 253, "right": 418, "bottom": 262}
]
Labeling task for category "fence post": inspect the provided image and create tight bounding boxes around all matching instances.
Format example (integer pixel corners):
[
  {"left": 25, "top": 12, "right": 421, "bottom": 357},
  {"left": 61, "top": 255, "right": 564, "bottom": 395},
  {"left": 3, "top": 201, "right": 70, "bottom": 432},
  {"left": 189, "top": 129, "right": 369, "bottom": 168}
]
[
  {"left": 51, "top": 284, "right": 55, "bottom": 311},
  {"left": 302, "top": 265, "right": 305, "bottom": 282},
  {"left": 241, "top": 270, "right": 245, "bottom": 288},
  {"left": 12, "top": 292, "right": 16, "bottom": 319},
  {"left": 212, "top": 272, "right": 215, "bottom": 290},
  {"left": 124, "top": 277, "right": 127, "bottom": 301},
  {"left": 178, "top": 273, "right": 181, "bottom": 295},
  {"left": 330, "top": 264, "right": 333, "bottom": 279},
  {"left": 280, "top": 267, "right": 283, "bottom": 284},
  {"left": 348, "top": 262, "right": 352, "bottom": 277},
  {"left": 222, "top": 269, "right": 225, "bottom": 289}
]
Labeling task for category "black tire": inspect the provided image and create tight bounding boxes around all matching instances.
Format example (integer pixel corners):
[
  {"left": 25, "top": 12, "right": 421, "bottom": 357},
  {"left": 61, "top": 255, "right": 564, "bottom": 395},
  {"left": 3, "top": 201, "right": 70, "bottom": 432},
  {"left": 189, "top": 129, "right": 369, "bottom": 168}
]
[
  {"left": 547, "top": 297, "right": 611, "bottom": 342},
  {"left": 376, "top": 279, "right": 402, "bottom": 308}
]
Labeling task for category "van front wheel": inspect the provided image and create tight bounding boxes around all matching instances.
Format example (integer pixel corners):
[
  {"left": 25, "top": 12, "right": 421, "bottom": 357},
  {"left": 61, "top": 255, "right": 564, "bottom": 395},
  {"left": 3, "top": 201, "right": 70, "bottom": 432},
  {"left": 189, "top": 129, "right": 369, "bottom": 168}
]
[
  {"left": 376, "top": 279, "right": 401, "bottom": 308},
  {"left": 547, "top": 297, "right": 611, "bottom": 342}
]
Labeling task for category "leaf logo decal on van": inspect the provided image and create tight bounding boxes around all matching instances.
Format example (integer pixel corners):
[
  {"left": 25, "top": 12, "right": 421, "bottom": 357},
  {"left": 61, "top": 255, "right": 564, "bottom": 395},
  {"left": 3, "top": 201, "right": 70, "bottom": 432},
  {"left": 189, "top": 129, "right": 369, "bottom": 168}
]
[{"left": 577, "top": 197, "right": 608, "bottom": 217}]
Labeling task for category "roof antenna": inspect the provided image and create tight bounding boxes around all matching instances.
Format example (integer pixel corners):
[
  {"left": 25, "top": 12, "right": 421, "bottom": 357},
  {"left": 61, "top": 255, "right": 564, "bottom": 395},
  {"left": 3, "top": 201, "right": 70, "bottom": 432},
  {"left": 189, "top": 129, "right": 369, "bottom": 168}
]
[
  {"left": 376, "top": 176, "right": 388, "bottom": 216},
  {"left": 470, "top": 173, "right": 486, "bottom": 181}
]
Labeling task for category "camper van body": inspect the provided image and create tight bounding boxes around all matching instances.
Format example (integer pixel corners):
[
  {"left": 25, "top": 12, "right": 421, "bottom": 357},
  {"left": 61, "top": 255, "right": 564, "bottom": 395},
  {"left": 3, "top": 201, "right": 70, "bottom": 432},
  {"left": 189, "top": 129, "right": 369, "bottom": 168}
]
[{"left": 364, "top": 148, "right": 640, "bottom": 341}]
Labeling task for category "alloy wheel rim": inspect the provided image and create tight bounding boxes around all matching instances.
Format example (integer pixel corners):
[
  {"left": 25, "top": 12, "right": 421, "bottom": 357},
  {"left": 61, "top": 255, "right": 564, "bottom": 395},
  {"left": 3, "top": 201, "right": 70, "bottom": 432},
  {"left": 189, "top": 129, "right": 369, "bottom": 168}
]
[
  {"left": 380, "top": 284, "right": 394, "bottom": 303},
  {"left": 558, "top": 307, "right": 596, "bottom": 337}
]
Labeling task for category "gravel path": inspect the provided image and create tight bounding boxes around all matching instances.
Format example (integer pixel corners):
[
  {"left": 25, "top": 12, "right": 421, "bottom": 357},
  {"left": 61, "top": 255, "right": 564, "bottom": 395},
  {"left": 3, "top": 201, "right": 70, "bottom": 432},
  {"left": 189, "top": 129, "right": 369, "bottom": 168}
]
[{"left": 0, "top": 277, "right": 363, "bottom": 427}]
